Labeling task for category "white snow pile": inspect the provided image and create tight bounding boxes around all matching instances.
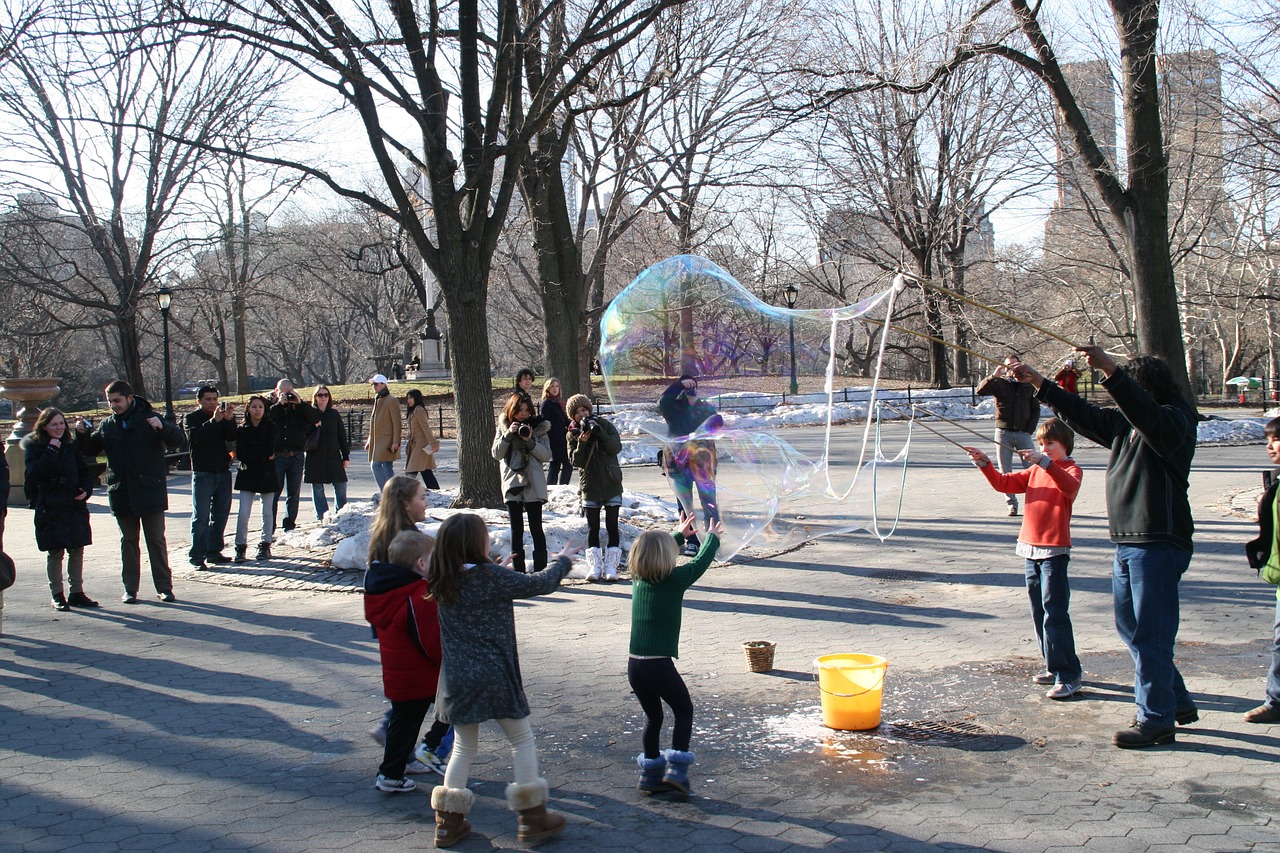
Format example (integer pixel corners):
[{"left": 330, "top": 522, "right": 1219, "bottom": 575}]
[{"left": 282, "top": 484, "right": 680, "bottom": 574}]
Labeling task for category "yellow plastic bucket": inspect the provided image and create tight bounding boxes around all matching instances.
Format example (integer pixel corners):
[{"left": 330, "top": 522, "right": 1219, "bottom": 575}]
[{"left": 814, "top": 653, "right": 888, "bottom": 731}]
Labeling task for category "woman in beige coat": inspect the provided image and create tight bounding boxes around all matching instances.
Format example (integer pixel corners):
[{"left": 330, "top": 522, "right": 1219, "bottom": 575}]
[{"left": 404, "top": 389, "right": 440, "bottom": 490}]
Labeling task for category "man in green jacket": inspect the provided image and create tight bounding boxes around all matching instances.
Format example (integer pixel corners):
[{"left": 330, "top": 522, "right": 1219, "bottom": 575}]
[{"left": 78, "top": 380, "right": 184, "bottom": 603}]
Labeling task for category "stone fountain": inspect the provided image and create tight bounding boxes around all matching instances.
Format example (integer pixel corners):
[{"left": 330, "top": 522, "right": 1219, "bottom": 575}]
[{"left": 0, "top": 376, "right": 61, "bottom": 499}]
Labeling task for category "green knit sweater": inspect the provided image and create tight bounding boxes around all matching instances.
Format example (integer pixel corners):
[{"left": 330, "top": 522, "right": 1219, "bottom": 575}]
[{"left": 628, "top": 533, "right": 720, "bottom": 658}]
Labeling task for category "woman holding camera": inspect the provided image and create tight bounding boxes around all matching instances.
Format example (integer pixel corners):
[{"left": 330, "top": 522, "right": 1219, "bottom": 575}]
[
  {"left": 539, "top": 378, "right": 572, "bottom": 486},
  {"left": 491, "top": 393, "right": 551, "bottom": 573},
  {"left": 304, "top": 385, "right": 350, "bottom": 520},
  {"left": 23, "top": 408, "right": 97, "bottom": 610},
  {"left": 235, "top": 396, "right": 280, "bottom": 562},
  {"left": 404, "top": 389, "right": 441, "bottom": 490},
  {"left": 566, "top": 394, "right": 624, "bottom": 582}
]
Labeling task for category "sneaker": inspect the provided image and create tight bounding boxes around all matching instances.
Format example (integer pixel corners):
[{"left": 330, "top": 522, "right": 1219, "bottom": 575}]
[
  {"left": 67, "top": 592, "right": 100, "bottom": 608},
  {"left": 157, "top": 590, "right": 176, "bottom": 603},
  {"left": 1244, "top": 703, "right": 1280, "bottom": 724},
  {"left": 255, "top": 543, "right": 272, "bottom": 561},
  {"left": 1031, "top": 671, "right": 1055, "bottom": 686},
  {"left": 403, "top": 758, "right": 432, "bottom": 775},
  {"left": 1046, "top": 680, "right": 1082, "bottom": 701},
  {"left": 374, "top": 775, "right": 416, "bottom": 793},
  {"left": 682, "top": 539, "right": 699, "bottom": 557},
  {"left": 367, "top": 720, "right": 388, "bottom": 746},
  {"left": 413, "top": 744, "right": 448, "bottom": 775},
  {"left": 122, "top": 592, "right": 139, "bottom": 604},
  {"left": 206, "top": 552, "right": 230, "bottom": 564},
  {"left": 51, "top": 594, "right": 70, "bottom": 612},
  {"left": 1176, "top": 707, "right": 1199, "bottom": 726},
  {"left": 1007, "top": 505, "right": 1019, "bottom": 517},
  {"left": 1112, "top": 721, "right": 1176, "bottom": 749}
]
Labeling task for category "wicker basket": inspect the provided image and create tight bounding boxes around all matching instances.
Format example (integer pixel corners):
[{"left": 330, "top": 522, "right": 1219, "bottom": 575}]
[{"left": 743, "top": 640, "right": 776, "bottom": 673}]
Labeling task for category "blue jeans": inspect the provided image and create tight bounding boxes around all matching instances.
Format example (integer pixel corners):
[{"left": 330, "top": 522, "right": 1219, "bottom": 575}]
[
  {"left": 190, "top": 470, "right": 233, "bottom": 561},
  {"left": 1266, "top": 595, "right": 1280, "bottom": 708},
  {"left": 1113, "top": 543, "right": 1193, "bottom": 727},
  {"left": 371, "top": 460, "right": 395, "bottom": 498},
  {"left": 311, "top": 482, "right": 348, "bottom": 519},
  {"left": 273, "top": 453, "right": 305, "bottom": 530},
  {"left": 1025, "top": 554, "right": 1081, "bottom": 683}
]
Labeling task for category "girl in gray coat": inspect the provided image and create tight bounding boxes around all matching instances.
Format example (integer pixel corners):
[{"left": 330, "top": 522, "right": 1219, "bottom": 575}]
[
  {"left": 491, "top": 393, "right": 552, "bottom": 573},
  {"left": 426, "top": 513, "right": 580, "bottom": 848}
]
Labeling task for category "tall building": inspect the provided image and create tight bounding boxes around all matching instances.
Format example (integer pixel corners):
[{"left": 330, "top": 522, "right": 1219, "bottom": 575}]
[{"left": 1043, "top": 60, "right": 1116, "bottom": 248}]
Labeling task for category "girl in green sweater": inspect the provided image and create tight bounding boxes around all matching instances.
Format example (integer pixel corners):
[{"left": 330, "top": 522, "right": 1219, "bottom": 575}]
[{"left": 627, "top": 515, "right": 723, "bottom": 796}]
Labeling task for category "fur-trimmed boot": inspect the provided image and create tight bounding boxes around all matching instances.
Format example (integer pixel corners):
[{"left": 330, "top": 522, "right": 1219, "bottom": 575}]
[
  {"left": 661, "top": 749, "right": 696, "bottom": 795},
  {"left": 532, "top": 549, "right": 548, "bottom": 573},
  {"left": 430, "top": 785, "right": 474, "bottom": 848},
  {"left": 584, "top": 547, "right": 603, "bottom": 582},
  {"left": 507, "top": 778, "right": 566, "bottom": 846},
  {"left": 603, "top": 546, "right": 622, "bottom": 582},
  {"left": 635, "top": 754, "right": 670, "bottom": 795}
]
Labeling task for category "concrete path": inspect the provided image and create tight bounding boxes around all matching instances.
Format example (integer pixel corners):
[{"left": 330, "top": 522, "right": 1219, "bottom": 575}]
[{"left": 1, "top": 430, "right": 1278, "bottom": 852}]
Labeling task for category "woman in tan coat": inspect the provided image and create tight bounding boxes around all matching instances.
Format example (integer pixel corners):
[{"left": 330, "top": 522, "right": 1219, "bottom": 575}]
[{"left": 404, "top": 389, "right": 440, "bottom": 490}]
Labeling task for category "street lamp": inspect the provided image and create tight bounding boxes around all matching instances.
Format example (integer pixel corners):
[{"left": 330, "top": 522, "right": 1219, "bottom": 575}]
[
  {"left": 155, "top": 286, "right": 175, "bottom": 421},
  {"left": 784, "top": 283, "right": 799, "bottom": 397}
]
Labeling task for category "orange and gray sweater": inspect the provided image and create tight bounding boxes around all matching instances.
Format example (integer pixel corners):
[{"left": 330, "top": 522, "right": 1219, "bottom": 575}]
[{"left": 979, "top": 457, "right": 1083, "bottom": 548}]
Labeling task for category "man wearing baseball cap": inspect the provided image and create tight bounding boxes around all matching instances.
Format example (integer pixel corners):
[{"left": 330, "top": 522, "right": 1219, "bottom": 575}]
[{"left": 366, "top": 374, "right": 402, "bottom": 498}]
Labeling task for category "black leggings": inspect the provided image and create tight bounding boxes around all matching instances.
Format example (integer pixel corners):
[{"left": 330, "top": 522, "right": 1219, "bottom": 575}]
[
  {"left": 418, "top": 470, "right": 440, "bottom": 490},
  {"left": 547, "top": 460, "right": 573, "bottom": 485},
  {"left": 506, "top": 501, "right": 546, "bottom": 554},
  {"left": 586, "top": 505, "right": 620, "bottom": 548},
  {"left": 627, "top": 656, "right": 692, "bottom": 758}
]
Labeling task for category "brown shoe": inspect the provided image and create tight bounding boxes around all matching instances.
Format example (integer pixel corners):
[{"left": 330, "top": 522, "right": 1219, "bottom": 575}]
[
  {"left": 431, "top": 786, "right": 473, "bottom": 848},
  {"left": 1244, "top": 703, "right": 1280, "bottom": 724},
  {"left": 508, "top": 779, "right": 565, "bottom": 846}
]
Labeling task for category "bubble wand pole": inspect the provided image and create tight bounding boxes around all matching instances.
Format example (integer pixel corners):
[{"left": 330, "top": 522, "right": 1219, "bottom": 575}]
[
  {"left": 906, "top": 275, "right": 1082, "bottom": 349},
  {"left": 912, "top": 404, "right": 1024, "bottom": 447},
  {"left": 877, "top": 401, "right": 971, "bottom": 451},
  {"left": 860, "top": 317, "right": 1005, "bottom": 366}
]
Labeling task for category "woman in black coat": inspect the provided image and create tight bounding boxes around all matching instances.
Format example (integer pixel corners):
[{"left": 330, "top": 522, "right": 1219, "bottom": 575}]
[
  {"left": 23, "top": 407, "right": 96, "bottom": 610},
  {"left": 304, "top": 384, "right": 349, "bottom": 519},
  {"left": 234, "top": 396, "right": 279, "bottom": 562},
  {"left": 539, "top": 378, "right": 572, "bottom": 485}
]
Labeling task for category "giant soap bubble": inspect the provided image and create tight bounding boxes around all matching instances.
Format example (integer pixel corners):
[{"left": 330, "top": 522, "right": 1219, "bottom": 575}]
[{"left": 599, "top": 255, "right": 912, "bottom": 559}]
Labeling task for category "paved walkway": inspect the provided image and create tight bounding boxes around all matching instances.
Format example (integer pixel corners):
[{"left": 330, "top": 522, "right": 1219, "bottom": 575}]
[{"left": 2, "top": 432, "right": 1278, "bottom": 852}]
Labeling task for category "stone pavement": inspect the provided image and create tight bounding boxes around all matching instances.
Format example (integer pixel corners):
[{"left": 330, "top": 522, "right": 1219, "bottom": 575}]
[{"left": 2, "top": 431, "right": 1279, "bottom": 852}]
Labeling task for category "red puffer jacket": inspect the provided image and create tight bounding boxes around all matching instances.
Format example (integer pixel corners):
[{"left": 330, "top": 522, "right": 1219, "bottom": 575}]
[{"left": 364, "top": 561, "right": 442, "bottom": 701}]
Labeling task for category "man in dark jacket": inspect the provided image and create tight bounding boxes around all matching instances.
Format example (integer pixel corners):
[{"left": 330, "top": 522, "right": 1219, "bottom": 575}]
[
  {"left": 1013, "top": 347, "right": 1197, "bottom": 749},
  {"left": 186, "top": 386, "right": 236, "bottom": 568},
  {"left": 78, "top": 380, "right": 184, "bottom": 603},
  {"left": 268, "top": 379, "right": 316, "bottom": 532},
  {"left": 659, "top": 375, "right": 723, "bottom": 555},
  {"left": 977, "top": 355, "right": 1040, "bottom": 517}
]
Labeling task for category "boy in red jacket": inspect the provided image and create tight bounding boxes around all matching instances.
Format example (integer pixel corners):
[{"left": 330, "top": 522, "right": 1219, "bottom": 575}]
[
  {"left": 966, "top": 418, "right": 1085, "bottom": 700},
  {"left": 364, "top": 529, "right": 442, "bottom": 793}
]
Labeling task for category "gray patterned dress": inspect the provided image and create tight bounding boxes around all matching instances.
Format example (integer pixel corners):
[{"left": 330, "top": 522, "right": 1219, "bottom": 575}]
[{"left": 437, "top": 556, "right": 571, "bottom": 724}]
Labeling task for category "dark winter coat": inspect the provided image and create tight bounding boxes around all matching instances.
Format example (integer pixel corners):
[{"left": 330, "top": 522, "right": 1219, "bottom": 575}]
[
  {"left": 268, "top": 396, "right": 318, "bottom": 453},
  {"left": 976, "top": 374, "right": 1040, "bottom": 433},
  {"left": 23, "top": 434, "right": 93, "bottom": 552},
  {"left": 364, "top": 560, "right": 442, "bottom": 702},
  {"left": 78, "top": 396, "right": 183, "bottom": 517},
  {"left": 304, "top": 406, "right": 349, "bottom": 484},
  {"left": 1037, "top": 368, "right": 1196, "bottom": 553},
  {"left": 185, "top": 408, "right": 236, "bottom": 473},
  {"left": 658, "top": 378, "right": 721, "bottom": 438},
  {"left": 540, "top": 397, "right": 570, "bottom": 464},
  {"left": 437, "top": 556, "right": 571, "bottom": 725},
  {"left": 569, "top": 415, "right": 623, "bottom": 504},
  {"left": 234, "top": 419, "right": 280, "bottom": 494}
]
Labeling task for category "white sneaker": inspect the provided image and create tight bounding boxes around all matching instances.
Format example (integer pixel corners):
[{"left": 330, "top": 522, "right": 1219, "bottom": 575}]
[
  {"left": 403, "top": 758, "right": 432, "bottom": 775},
  {"left": 374, "top": 774, "right": 416, "bottom": 792},
  {"left": 1046, "top": 680, "right": 1082, "bottom": 701}
]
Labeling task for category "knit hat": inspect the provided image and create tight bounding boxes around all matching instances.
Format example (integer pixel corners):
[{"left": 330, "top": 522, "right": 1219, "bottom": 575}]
[{"left": 565, "top": 394, "right": 592, "bottom": 417}]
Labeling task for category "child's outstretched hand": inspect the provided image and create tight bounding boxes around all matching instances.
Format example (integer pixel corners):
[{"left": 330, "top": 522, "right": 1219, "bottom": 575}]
[
  {"left": 1018, "top": 448, "right": 1046, "bottom": 466},
  {"left": 708, "top": 519, "right": 725, "bottom": 537},
  {"left": 964, "top": 446, "right": 990, "bottom": 468},
  {"left": 555, "top": 538, "right": 583, "bottom": 560},
  {"left": 676, "top": 514, "right": 697, "bottom": 538}
]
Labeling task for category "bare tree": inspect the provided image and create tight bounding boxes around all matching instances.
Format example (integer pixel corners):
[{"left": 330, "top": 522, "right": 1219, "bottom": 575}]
[
  {"left": 0, "top": 0, "right": 288, "bottom": 396},
  {"left": 174, "top": 0, "right": 685, "bottom": 505}
]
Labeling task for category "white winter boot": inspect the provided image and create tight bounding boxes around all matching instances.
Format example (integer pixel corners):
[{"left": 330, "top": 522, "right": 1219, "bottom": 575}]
[
  {"left": 585, "top": 547, "right": 604, "bottom": 582},
  {"left": 603, "top": 546, "right": 622, "bottom": 582}
]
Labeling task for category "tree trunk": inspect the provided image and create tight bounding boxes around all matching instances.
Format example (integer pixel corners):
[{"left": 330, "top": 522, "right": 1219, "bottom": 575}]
[
  {"left": 117, "top": 306, "right": 146, "bottom": 396},
  {"left": 233, "top": 288, "right": 249, "bottom": 394}
]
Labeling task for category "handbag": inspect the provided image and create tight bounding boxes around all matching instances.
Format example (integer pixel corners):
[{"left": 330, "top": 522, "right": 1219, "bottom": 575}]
[
  {"left": 0, "top": 550, "right": 15, "bottom": 591},
  {"left": 303, "top": 425, "right": 322, "bottom": 452}
]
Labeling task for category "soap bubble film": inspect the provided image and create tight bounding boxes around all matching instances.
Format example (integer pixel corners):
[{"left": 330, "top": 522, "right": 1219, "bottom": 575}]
[{"left": 600, "top": 255, "right": 911, "bottom": 559}]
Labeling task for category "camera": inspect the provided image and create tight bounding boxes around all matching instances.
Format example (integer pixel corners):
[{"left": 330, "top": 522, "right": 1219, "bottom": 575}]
[
  {"left": 517, "top": 423, "right": 532, "bottom": 439},
  {"left": 285, "top": 392, "right": 298, "bottom": 402},
  {"left": 581, "top": 417, "right": 598, "bottom": 434},
  {"left": 78, "top": 417, "right": 93, "bottom": 430},
  {"left": 219, "top": 402, "right": 228, "bottom": 411}
]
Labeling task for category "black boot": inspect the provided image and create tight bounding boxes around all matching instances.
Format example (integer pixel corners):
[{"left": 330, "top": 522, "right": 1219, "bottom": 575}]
[
  {"left": 532, "top": 549, "right": 548, "bottom": 573},
  {"left": 235, "top": 545, "right": 248, "bottom": 563},
  {"left": 510, "top": 551, "right": 525, "bottom": 573},
  {"left": 255, "top": 542, "right": 272, "bottom": 561}
]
